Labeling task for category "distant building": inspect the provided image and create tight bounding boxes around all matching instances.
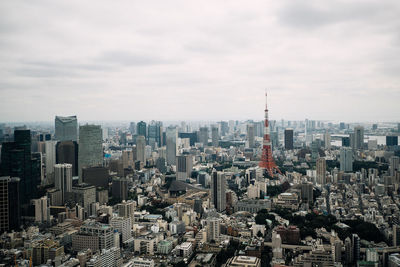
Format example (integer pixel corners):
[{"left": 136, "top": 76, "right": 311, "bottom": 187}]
[
  {"left": 112, "top": 177, "right": 129, "bottom": 201},
  {"left": 33, "top": 196, "right": 49, "bottom": 223},
  {"left": 78, "top": 125, "right": 103, "bottom": 181},
  {"left": 340, "top": 147, "right": 353, "bottom": 172},
  {"left": 211, "top": 125, "right": 219, "bottom": 147},
  {"left": 55, "top": 115, "right": 78, "bottom": 141},
  {"left": 247, "top": 123, "right": 255, "bottom": 148},
  {"left": 136, "top": 121, "right": 147, "bottom": 139},
  {"left": 82, "top": 166, "right": 109, "bottom": 188},
  {"left": 198, "top": 127, "right": 209, "bottom": 147},
  {"left": 316, "top": 158, "right": 326, "bottom": 185},
  {"left": 54, "top": 163, "right": 73, "bottom": 204},
  {"left": 207, "top": 217, "right": 221, "bottom": 242},
  {"left": 56, "top": 140, "right": 78, "bottom": 176},
  {"left": 176, "top": 154, "right": 193, "bottom": 181},
  {"left": 342, "top": 136, "right": 350, "bottom": 147},
  {"left": 166, "top": 127, "right": 177, "bottom": 165},
  {"left": 211, "top": 171, "right": 226, "bottom": 212},
  {"left": 387, "top": 136, "right": 399, "bottom": 146},
  {"left": 351, "top": 126, "right": 364, "bottom": 150},
  {"left": 0, "top": 176, "right": 20, "bottom": 233},
  {"left": 136, "top": 135, "right": 146, "bottom": 165},
  {"left": 284, "top": 128, "right": 294, "bottom": 150}
]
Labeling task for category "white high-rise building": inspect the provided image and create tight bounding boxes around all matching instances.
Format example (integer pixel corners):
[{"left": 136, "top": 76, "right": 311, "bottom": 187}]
[
  {"left": 211, "top": 171, "right": 226, "bottom": 212},
  {"left": 54, "top": 163, "right": 72, "bottom": 204},
  {"left": 33, "top": 196, "right": 49, "bottom": 223},
  {"left": 206, "top": 217, "right": 221, "bottom": 242},
  {"left": 166, "top": 126, "right": 177, "bottom": 165},
  {"left": 110, "top": 216, "right": 132, "bottom": 243}
]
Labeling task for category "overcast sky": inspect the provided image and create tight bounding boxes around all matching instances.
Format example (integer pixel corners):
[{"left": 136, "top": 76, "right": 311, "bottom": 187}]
[{"left": 0, "top": 0, "right": 399, "bottom": 123}]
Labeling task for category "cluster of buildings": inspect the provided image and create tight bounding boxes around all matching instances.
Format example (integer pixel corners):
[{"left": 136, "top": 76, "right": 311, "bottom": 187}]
[{"left": 0, "top": 114, "right": 399, "bottom": 266}]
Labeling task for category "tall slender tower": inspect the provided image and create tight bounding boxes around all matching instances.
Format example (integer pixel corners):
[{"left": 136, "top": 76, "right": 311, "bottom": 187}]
[{"left": 259, "top": 92, "right": 281, "bottom": 176}]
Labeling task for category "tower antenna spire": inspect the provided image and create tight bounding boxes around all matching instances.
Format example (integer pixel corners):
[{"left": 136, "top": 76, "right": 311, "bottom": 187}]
[{"left": 259, "top": 91, "right": 281, "bottom": 176}]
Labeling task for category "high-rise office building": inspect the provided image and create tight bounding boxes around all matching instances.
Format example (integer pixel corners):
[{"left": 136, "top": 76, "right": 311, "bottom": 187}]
[
  {"left": 45, "top": 140, "right": 57, "bottom": 180},
  {"left": 340, "top": 147, "right": 353, "bottom": 172},
  {"left": 0, "top": 130, "right": 40, "bottom": 207},
  {"left": 352, "top": 126, "right": 364, "bottom": 150},
  {"left": 316, "top": 158, "right": 326, "bottom": 185},
  {"left": 33, "top": 196, "right": 49, "bottom": 223},
  {"left": 136, "top": 135, "right": 146, "bottom": 165},
  {"left": 219, "top": 121, "right": 229, "bottom": 136},
  {"left": 166, "top": 126, "right": 177, "bottom": 165},
  {"left": 284, "top": 128, "right": 294, "bottom": 150},
  {"left": 198, "top": 127, "right": 209, "bottom": 147},
  {"left": 136, "top": 121, "right": 147, "bottom": 139},
  {"left": 55, "top": 116, "right": 78, "bottom": 142},
  {"left": 324, "top": 130, "right": 331, "bottom": 149},
  {"left": 387, "top": 136, "right": 399, "bottom": 146},
  {"left": 193, "top": 198, "right": 203, "bottom": 215},
  {"left": 211, "top": 171, "right": 226, "bottom": 212},
  {"left": 54, "top": 164, "right": 72, "bottom": 204},
  {"left": 211, "top": 125, "right": 219, "bottom": 147},
  {"left": 390, "top": 156, "right": 400, "bottom": 177},
  {"left": 112, "top": 177, "right": 129, "bottom": 201},
  {"left": 148, "top": 121, "right": 162, "bottom": 148},
  {"left": 56, "top": 141, "right": 78, "bottom": 176},
  {"left": 0, "top": 176, "right": 20, "bottom": 233},
  {"left": 176, "top": 154, "right": 193, "bottom": 181},
  {"left": 78, "top": 125, "right": 103, "bottom": 180},
  {"left": 352, "top": 234, "right": 360, "bottom": 263},
  {"left": 206, "top": 217, "right": 221, "bottom": 242},
  {"left": 129, "top": 122, "right": 136, "bottom": 135},
  {"left": 342, "top": 137, "right": 350, "bottom": 147},
  {"left": 247, "top": 123, "right": 255, "bottom": 148}
]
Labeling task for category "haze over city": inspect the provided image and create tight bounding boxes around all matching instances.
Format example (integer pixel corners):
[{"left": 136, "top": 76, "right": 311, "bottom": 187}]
[{"left": 1, "top": 0, "right": 400, "bottom": 122}]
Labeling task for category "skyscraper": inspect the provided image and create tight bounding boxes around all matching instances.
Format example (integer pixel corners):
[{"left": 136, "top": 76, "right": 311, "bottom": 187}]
[
  {"left": 198, "top": 127, "right": 209, "bottom": 147},
  {"left": 55, "top": 116, "right": 78, "bottom": 141},
  {"left": 389, "top": 156, "right": 400, "bottom": 177},
  {"left": 136, "top": 121, "right": 147, "bottom": 139},
  {"left": 176, "top": 154, "right": 193, "bottom": 181},
  {"left": 351, "top": 126, "right": 364, "bottom": 150},
  {"left": 211, "top": 171, "right": 226, "bottom": 212},
  {"left": 78, "top": 125, "right": 103, "bottom": 180},
  {"left": 136, "top": 135, "right": 146, "bottom": 164},
  {"left": 324, "top": 130, "right": 331, "bottom": 149},
  {"left": 166, "top": 126, "right": 177, "bottom": 165},
  {"left": 247, "top": 123, "right": 255, "bottom": 148},
  {"left": 316, "top": 158, "right": 326, "bottom": 185},
  {"left": 0, "top": 130, "right": 40, "bottom": 207},
  {"left": 206, "top": 217, "right": 221, "bottom": 242},
  {"left": 340, "top": 147, "right": 353, "bottom": 172},
  {"left": 56, "top": 141, "right": 79, "bottom": 176},
  {"left": 284, "top": 128, "right": 294, "bottom": 150},
  {"left": 211, "top": 125, "right": 219, "bottom": 147},
  {"left": 129, "top": 122, "right": 136, "bottom": 135},
  {"left": 54, "top": 163, "right": 72, "bottom": 204},
  {"left": 387, "top": 136, "right": 399, "bottom": 146},
  {"left": 148, "top": 121, "right": 163, "bottom": 148},
  {"left": 0, "top": 176, "right": 20, "bottom": 233},
  {"left": 45, "top": 140, "right": 57, "bottom": 180}
]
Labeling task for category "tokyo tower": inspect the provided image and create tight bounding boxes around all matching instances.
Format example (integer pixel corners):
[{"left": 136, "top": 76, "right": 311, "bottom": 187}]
[{"left": 259, "top": 92, "right": 281, "bottom": 176}]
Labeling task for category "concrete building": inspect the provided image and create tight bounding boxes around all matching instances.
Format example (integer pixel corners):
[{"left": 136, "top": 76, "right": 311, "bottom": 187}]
[
  {"left": 45, "top": 140, "right": 57, "bottom": 180},
  {"left": 33, "top": 196, "right": 49, "bottom": 223},
  {"left": 166, "top": 126, "right": 177, "bottom": 165},
  {"left": 340, "top": 147, "right": 353, "bottom": 172},
  {"left": 73, "top": 220, "right": 114, "bottom": 252},
  {"left": 316, "top": 158, "right": 326, "bottom": 185},
  {"left": 211, "top": 125, "right": 219, "bottom": 147},
  {"left": 110, "top": 216, "right": 132, "bottom": 243},
  {"left": 55, "top": 115, "right": 78, "bottom": 142},
  {"left": 0, "top": 176, "right": 20, "bottom": 233},
  {"left": 211, "top": 171, "right": 226, "bottom": 212},
  {"left": 199, "top": 127, "right": 209, "bottom": 147},
  {"left": 225, "top": 256, "right": 261, "bottom": 267},
  {"left": 176, "top": 154, "right": 193, "bottom": 181},
  {"left": 136, "top": 135, "right": 146, "bottom": 165},
  {"left": 78, "top": 125, "right": 103, "bottom": 181},
  {"left": 54, "top": 163, "right": 72, "bottom": 204},
  {"left": 247, "top": 123, "right": 255, "bottom": 148},
  {"left": 284, "top": 128, "right": 294, "bottom": 150},
  {"left": 207, "top": 217, "right": 221, "bottom": 242}
]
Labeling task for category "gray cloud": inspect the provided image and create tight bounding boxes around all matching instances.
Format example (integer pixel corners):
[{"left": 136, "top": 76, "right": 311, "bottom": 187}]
[{"left": 0, "top": 0, "right": 399, "bottom": 122}]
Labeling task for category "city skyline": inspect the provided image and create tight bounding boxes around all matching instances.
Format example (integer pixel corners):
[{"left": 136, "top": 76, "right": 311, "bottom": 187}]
[{"left": 1, "top": 0, "right": 400, "bottom": 122}]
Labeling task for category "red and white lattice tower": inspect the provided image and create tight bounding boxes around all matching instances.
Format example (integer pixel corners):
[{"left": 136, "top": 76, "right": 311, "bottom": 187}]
[{"left": 259, "top": 92, "right": 281, "bottom": 176}]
